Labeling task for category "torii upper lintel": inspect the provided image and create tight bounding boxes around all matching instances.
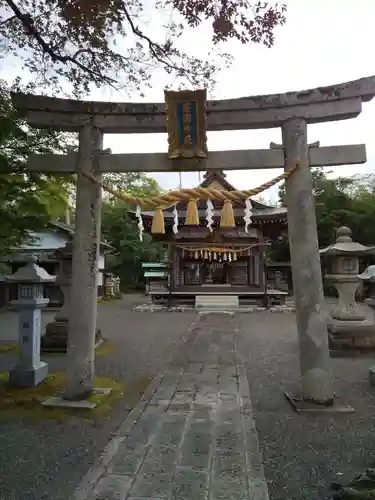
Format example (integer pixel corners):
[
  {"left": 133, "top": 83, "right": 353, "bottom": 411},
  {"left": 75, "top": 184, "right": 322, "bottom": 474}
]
[{"left": 10, "top": 75, "right": 375, "bottom": 133}]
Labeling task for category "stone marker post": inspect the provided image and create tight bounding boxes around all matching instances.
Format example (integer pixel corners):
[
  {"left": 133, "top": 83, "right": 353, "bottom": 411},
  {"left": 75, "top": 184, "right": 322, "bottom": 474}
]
[
  {"left": 65, "top": 120, "right": 103, "bottom": 400},
  {"left": 282, "top": 118, "right": 334, "bottom": 404},
  {"left": 42, "top": 242, "right": 73, "bottom": 353},
  {"left": 5, "top": 256, "right": 56, "bottom": 387}
]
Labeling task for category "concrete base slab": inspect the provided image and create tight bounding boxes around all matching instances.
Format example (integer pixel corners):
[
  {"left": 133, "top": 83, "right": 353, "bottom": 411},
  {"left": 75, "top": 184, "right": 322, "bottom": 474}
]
[
  {"left": 327, "top": 319, "right": 374, "bottom": 337},
  {"left": 285, "top": 392, "right": 355, "bottom": 414},
  {"left": 42, "top": 388, "right": 112, "bottom": 409},
  {"left": 9, "top": 361, "right": 48, "bottom": 388}
]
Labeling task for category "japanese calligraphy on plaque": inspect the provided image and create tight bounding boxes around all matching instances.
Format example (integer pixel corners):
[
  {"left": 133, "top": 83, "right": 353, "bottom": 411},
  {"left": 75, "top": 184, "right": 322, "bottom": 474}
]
[{"left": 164, "top": 89, "right": 208, "bottom": 159}]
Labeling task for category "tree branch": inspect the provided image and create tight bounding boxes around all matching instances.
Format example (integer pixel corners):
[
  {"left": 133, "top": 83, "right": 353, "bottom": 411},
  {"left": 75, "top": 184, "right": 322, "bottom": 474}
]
[{"left": 4, "top": 0, "right": 118, "bottom": 85}]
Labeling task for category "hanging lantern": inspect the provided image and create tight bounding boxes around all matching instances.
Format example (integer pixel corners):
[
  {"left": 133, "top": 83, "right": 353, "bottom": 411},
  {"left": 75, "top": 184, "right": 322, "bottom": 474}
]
[
  {"left": 228, "top": 252, "right": 232, "bottom": 263},
  {"left": 208, "top": 251, "right": 212, "bottom": 261},
  {"left": 204, "top": 251, "right": 208, "bottom": 259},
  {"left": 194, "top": 251, "right": 199, "bottom": 259},
  {"left": 233, "top": 252, "right": 237, "bottom": 261},
  {"left": 223, "top": 252, "right": 227, "bottom": 261},
  {"left": 213, "top": 252, "right": 217, "bottom": 260}
]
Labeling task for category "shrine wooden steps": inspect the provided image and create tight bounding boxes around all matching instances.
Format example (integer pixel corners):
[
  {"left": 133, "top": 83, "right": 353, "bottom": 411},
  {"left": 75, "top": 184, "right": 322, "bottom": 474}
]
[{"left": 195, "top": 294, "right": 239, "bottom": 311}]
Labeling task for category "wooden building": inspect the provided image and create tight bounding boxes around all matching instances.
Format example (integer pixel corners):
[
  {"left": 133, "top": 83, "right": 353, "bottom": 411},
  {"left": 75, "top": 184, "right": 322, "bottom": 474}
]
[
  {"left": 0, "top": 221, "right": 113, "bottom": 307},
  {"left": 141, "top": 170, "right": 288, "bottom": 306}
]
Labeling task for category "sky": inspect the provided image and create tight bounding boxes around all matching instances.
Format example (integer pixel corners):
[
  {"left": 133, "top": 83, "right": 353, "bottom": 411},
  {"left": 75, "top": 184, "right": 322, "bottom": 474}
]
[
  {"left": 100, "top": 0, "right": 375, "bottom": 203},
  {"left": 3, "top": 0, "right": 375, "bottom": 204}
]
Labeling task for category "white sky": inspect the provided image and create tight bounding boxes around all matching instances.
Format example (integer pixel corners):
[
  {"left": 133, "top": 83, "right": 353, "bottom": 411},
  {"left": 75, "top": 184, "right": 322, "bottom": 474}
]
[{"left": 4, "top": 0, "right": 375, "bottom": 204}]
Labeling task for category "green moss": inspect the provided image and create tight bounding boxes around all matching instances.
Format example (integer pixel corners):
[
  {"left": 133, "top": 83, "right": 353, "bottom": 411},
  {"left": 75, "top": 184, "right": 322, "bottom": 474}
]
[
  {"left": 95, "top": 341, "right": 114, "bottom": 357},
  {"left": 0, "top": 371, "right": 152, "bottom": 422},
  {"left": 0, "top": 344, "right": 18, "bottom": 353}
]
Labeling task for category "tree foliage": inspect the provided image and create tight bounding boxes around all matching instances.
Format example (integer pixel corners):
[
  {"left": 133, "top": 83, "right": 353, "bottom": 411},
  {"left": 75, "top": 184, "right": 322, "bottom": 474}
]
[
  {"left": 0, "top": 85, "right": 75, "bottom": 255},
  {"left": 101, "top": 172, "right": 166, "bottom": 289},
  {"left": 0, "top": 0, "right": 287, "bottom": 95},
  {"left": 269, "top": 169, "right": 375, "bottom": 262}
]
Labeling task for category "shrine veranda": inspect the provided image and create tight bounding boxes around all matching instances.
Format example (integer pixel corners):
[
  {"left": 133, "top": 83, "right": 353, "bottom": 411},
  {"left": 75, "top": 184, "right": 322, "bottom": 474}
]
[{"left": 12, "top": 75, "right": 375, "bottom": 404}]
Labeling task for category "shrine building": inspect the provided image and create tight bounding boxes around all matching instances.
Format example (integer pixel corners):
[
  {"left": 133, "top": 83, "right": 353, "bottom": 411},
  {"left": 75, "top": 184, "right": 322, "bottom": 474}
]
[{"left": 140, "top": 169, "right": 288, "bottom": 307}]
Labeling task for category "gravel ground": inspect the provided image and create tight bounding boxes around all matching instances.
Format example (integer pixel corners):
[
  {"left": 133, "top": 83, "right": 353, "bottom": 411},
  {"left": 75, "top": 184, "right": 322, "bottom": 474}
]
[
  {"left": 236, "top": 310, "right": 375, "bottom": 500},
  {"left": 2, "top": 295, "right": 375, "bottom": 500},
  {"left": 0, "top": 294, "right": 197, "bottom": 500}
]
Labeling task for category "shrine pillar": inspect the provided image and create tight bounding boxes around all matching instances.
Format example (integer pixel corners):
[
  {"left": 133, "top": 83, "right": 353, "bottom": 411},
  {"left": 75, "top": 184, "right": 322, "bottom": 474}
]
[
  {"left": 282, "top": 118, "right": 333, "bottom": 404},
  {"left": 65, "top": 120, "right": 103, "bottom": 400}
]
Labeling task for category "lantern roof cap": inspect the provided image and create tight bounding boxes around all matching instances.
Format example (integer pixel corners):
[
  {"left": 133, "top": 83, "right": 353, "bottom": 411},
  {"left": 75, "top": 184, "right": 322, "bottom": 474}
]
[
  {"left": 320, "top": 226, "right": 375, "bottom": 256},
  {"left": 5, "top": 255, "right": 56, "bottom": 283},
  {"left": 358, "top": 265, "right": 375, "bottom": 281}
]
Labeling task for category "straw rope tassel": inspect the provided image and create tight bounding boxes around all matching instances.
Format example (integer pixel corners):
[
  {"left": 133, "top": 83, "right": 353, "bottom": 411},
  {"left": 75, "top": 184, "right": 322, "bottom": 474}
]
[
  {"left": 220, "top": 199, "right": 235, "bottom": 228},
  {"left": 151, "top": 207, "right": 165, "bottom": 234},
  {"left": 185, "top": 199, "right": 199, "bottom": 225}
]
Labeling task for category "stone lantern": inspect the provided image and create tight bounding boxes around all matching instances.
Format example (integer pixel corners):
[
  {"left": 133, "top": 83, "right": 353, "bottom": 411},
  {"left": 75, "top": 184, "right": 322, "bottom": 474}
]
[
  {"left": 358, "top": 265, "right": 375, "bottom": 311},
  {"left": 358, "top": 266, "right": 375, "bottom": 384},
  {"left": 320, "top": 226, "right": 375, "bottom": 352},
  {"left": 5, "top": 256, "right": 56, "bottom": 387},
  {"left": 42, "top": 242, "right": 73, "bottom": 353}
]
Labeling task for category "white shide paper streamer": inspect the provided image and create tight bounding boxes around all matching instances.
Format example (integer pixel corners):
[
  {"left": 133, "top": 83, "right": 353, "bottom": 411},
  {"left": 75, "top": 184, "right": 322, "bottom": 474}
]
[
  {"left": 206, "top": 199, "right": 214, "bottom": 232},
  {"left": 243, "top": 198, "right": 253, "bottom": 233},
  {"left": 135, "top": 205, "right": 144, "bottom": 241},
  {"left": 172, "top": 204, "right": 179, "bottom": 234}
]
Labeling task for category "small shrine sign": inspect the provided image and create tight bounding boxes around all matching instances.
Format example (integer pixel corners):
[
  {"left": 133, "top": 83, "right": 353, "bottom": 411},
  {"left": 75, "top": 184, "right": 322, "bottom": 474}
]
[{"left": 164, "top": 89, "right": 208, "bottom": 159}]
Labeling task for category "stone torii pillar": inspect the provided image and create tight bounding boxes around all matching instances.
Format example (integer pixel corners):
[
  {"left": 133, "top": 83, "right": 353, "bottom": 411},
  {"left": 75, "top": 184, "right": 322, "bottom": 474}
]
[
  {"left": 282, "top": 119, "right": 333, "bottom": 405},
  {"left": 65, "top": 120, "right": 103, "bottom": 400}
]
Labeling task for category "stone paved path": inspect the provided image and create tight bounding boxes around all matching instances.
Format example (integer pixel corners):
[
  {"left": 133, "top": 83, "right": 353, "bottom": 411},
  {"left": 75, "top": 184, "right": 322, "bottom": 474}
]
[{"left": 73, "top": 312, "right": 268, "bottom": 500}]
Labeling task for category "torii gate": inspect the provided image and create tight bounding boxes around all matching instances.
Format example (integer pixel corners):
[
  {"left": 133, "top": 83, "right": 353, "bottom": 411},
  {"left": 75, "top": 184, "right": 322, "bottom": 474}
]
[{"left": 11, "top": 76, "right": 375, "bottom": 406}]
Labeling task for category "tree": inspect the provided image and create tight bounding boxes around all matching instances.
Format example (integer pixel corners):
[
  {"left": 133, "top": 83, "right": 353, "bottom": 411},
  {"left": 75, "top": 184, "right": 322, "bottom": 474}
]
[
  {"left": 0, "top": 0, "right": 287, "bottom": 95},
  {"left": 104, "top": 172, "right": 164, "bottom": 199},
  {"left": 0, "top": 85, "right": 75, "bottom": 255},
  {"left": 101, "top": 172, "right": 166, "bottom": 289}
]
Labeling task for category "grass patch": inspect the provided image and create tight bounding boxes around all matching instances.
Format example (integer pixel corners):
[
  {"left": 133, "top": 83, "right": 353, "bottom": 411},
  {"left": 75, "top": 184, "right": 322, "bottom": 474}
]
[
  {"left": 0, "top": 372, "right": 152, "bottom": 422},
  {"left": 0, "top": 344, "right": 18, "bottom": 353},
  {"left": 97, "top": 293, "right": 122, "bottom": 304},
  {"left": 95, "top": 341, "right": 115, "bottom": 357}
]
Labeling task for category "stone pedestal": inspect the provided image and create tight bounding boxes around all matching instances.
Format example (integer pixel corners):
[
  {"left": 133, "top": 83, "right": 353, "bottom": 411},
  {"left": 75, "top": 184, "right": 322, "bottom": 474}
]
[
  {"left": 42, "top": 241, "right": 103, "bottom": 354},
  {"left": 42, "top": 247, "right": 72, "bottom": 352}
]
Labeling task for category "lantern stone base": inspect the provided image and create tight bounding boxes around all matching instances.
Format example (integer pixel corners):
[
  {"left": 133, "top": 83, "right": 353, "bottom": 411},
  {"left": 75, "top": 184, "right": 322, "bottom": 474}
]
[
  {"left": 328, "top": 319, "right": 375, "bottom": 356},
  {"left": 41, "top": 321, "right": 104, "bottom": 353},
  {"left": 9, "top": 361, "right": 48, "bottom": 388}
]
